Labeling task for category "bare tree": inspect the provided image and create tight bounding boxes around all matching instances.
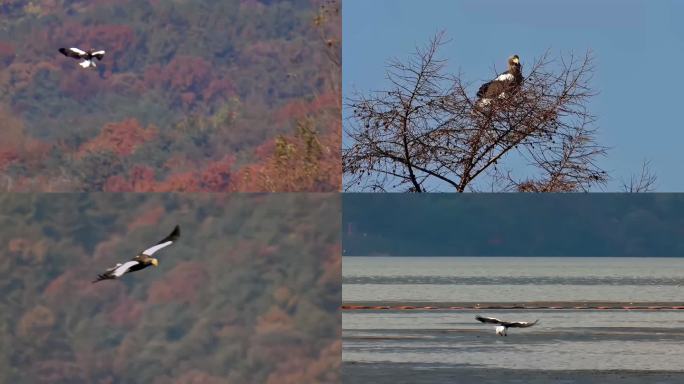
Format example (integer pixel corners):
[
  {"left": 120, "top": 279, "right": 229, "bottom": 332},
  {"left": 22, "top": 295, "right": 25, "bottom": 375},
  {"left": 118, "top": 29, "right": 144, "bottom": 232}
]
[
  {"left": 621, "top": 159, "right": 657, "bottom": 192},
  {"left": 343, "top": 32, "right": 608, "bottom": 192}
]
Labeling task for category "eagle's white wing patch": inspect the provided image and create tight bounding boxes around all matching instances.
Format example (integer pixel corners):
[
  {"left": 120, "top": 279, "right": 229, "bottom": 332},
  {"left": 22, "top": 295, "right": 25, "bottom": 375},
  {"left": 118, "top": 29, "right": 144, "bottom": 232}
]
[
  {"left": 477, "top": 98, "right": 492, "bottom": 107},
  {"left": 69, "top": 47, "right": 87, "bottom": 56},
  {"left": 91, "top": 50, "right": 106, "bottom": 60},
  {"left": 142, "top": 241, "right": 174, "bottom": 256},
  {"left": 495, "top": 73, "right": 514, "bottom": 82},
  {"left": 112, "top": 260, "right": 139, "bottom": 277}
]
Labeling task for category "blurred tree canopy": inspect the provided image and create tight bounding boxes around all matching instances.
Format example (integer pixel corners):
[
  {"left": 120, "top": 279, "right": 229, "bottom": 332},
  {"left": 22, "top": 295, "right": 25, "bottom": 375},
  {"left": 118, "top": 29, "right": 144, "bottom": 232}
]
[
  {"left": 0, "top": 0, "right": 340, "bottom": 192},
  {"left": 0, "top": 193, "right": 340, "bottom": 383}
]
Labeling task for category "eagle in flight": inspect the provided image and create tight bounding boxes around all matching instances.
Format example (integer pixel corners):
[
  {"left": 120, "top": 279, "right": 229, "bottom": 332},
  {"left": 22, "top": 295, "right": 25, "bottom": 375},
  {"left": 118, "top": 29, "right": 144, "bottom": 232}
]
[
  {"left": 58, "top": 47, "right": 106, "bottom": 68},
  {"left": 93, "top": 225, "right": 180, "bottom": 283},
  {"left": 476, "top": 55, "right": 523, "bottom": 107},
  {"left": 475, "top": 315, "right": 539, "bottom": 336}
]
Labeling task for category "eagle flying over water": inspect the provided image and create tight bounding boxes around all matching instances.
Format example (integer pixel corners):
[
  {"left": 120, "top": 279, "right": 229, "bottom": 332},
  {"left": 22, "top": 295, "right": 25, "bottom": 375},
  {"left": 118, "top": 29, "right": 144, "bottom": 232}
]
[
  {"left": 476, "top": 55, "right": 523, "bottom": 107},
  {"left": 58, "top": 47, "right": 106, "bottom": 68},
  {"left": 92, "top": 225, "right": 180, "bottom": 283},
  {"left": 476, "top": 315, "right": 539, "bottom": 336}
]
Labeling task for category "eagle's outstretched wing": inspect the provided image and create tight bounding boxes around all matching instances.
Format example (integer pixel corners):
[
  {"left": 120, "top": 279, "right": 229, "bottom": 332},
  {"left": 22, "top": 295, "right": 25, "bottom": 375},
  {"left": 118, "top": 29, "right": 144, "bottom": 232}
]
[
  {"left": 92, "top": 260, "right": 140, "bottom": 283},
  {"left": 141, "top": 225, "right": 180, "bottom": 256},
  {"left": 59, "top": 47, "right": 86, "bottom": 59},
  {"left": 91, "top": 50, "right": 106, "bottom": 60},
  {"left": 506, "top": 320, "right": 539, "bottom": 328},
  {"left": 476, "top": 315, "right": 505, "bottom": 325}
]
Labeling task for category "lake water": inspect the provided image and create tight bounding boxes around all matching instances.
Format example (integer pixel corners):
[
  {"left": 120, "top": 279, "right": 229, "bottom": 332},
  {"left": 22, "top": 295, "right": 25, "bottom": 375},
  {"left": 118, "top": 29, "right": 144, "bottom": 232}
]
[
  {"left": 343, "top": 257, "right": 684, "bottom": 382},
  {"left": 343, "top": 257, "right": 684, "bottom": 303}
]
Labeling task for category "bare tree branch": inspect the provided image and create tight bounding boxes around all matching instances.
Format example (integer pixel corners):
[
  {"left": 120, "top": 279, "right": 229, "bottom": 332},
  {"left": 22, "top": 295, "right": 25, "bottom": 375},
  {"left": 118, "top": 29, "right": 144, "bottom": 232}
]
[
  {"left": 343, "top": 33, "right": 609, "bottom": 192},
  {"left": 621, "top": 159, "right": 657, "bottom": 192}
]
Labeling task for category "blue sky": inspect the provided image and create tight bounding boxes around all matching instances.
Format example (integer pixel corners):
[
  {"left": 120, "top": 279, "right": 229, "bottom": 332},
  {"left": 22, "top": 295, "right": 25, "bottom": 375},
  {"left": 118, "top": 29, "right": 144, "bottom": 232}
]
[{"left": 343, "top": 0, "right": 684, "bottom": 191}]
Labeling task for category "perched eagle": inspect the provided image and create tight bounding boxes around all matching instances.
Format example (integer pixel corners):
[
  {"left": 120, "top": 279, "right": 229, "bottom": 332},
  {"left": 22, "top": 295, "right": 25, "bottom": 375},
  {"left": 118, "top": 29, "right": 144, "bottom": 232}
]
[
  {"left": 476, "top": 55, "right": 523, "bottom": 107},
  {"left": 58, "top": 47, "right": 106, "bottom": 68},
  {"left": 92, "top": 225, "right": 180, "bottom": 283},
  {"left": 475, "top": 315, "right": 539, "bottom": 336}
]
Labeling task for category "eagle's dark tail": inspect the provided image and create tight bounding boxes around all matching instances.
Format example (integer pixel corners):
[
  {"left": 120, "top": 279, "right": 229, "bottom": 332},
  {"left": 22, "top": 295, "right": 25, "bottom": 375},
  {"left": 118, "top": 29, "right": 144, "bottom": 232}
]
[{"left": 92, "top": 274, "right": 113, "bottom": 283}]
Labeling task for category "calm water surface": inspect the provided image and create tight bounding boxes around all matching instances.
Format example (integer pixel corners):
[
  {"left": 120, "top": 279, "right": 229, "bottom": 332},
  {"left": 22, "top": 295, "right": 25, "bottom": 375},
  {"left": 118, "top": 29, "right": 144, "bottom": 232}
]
[
  {"left": 343, "top": 257, "right": 684, "bottom": 302},
  {"left": 343, "top": 257, "right": 684, "bottom": 373}
]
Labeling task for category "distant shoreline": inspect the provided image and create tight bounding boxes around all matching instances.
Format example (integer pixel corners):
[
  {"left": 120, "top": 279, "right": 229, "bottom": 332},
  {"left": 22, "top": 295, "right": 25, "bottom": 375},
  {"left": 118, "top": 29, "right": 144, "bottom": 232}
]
[{"left": 342, "top": 301, "right": 684, "bottom": 310}]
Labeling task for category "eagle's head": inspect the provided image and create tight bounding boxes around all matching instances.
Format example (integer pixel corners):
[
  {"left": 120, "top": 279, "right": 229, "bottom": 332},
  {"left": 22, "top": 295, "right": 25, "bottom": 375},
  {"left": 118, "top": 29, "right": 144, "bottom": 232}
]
[
  {"left": 509, "top": 55, "right": 520, "bottom": 66},
  {"left": 150, "top": 258, "right": 159, "bottom": 267}
]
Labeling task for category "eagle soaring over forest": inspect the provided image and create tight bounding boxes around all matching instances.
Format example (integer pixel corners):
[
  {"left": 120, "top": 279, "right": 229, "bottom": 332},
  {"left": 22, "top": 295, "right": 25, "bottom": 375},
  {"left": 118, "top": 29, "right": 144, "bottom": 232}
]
[{"left": 93, "top": 225, "right": 180, "bottom": 283}]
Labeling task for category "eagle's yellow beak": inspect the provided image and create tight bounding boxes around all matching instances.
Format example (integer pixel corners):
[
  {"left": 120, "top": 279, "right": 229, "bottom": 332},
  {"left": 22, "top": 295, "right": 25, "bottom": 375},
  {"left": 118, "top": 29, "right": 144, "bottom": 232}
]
[{"left": 151, "top": 258, "right": 159, "bottom": 267}]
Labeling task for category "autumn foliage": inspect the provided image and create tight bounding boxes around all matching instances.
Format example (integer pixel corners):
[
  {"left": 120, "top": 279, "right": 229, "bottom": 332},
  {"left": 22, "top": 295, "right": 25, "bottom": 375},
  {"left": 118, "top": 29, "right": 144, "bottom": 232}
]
[
  {"left": 0, "top": 194, "right": 340, "bottom": 383},
  {"left": 0, "top": 0, "right": 340, "bottom": 192},
  {"left": 78, "top": 118, "right": 157, "bottom": 157}
]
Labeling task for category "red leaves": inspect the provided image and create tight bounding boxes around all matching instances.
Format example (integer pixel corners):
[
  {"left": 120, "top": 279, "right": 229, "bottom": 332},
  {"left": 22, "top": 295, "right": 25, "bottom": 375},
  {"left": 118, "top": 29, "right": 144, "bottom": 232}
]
[
  {"left": 165, "top": 56, "right": 211, "bottom": 92},
  {"left": 275, "top": 91, "right": 339, "bottom": 123},
  {"left": 172, "top": 370, "right": 226, "bottom": 384},
  {"left": 108, "top": 297, "right": 144, "bottom": 327},
  {"left": 78, "top": 118, "right": 157, "bottom": 158},
  {"left": 143, "top": 56, "right": 230, "bottom": 109},
  {"left": 0, "top": 40, "right": 15, "bottom": 65},
  {"left": 148, "top": 262, "right": 208, "bottom": 305},
  {"left": 317, "top": 244, "right": 341, "bottom": 287},
  {"left": 59, "top": 68, "right": 103, "bottom": 101},
  {"left": 127, "top": 205, "right": 166, "bottom": 231},
  {"left": 257, "top": 307, "right": 295, "bottom": 333},
  {"left": 104, "top": 156, "right": 235, "bottom": 192},
  {"left": 232, "top": 124, "right": 341, "bottom": 192},
  {"left": 18, "top": 305, "right": 56, "bottom": 339},
  {"left": 199, "top": 155, "right": 235, "bottom": 191}
]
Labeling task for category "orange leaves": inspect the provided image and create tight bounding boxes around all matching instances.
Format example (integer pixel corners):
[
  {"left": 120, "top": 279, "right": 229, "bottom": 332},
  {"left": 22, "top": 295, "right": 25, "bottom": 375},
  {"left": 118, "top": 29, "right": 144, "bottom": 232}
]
[
  {"left": 202, "top": 78, "right": 235, "bottom": 104},
  {"left": 172, "top": 370, "right": 226, "bottom": 384},
  {"left": 78, "top": 118, "right": 157, "bottom": 158},
  {"left": 0, "top": 40, "right": 15, "bottom": 65},
  {"left": 43, "top": 271, "right": 74, "bottom": 298},
  {"left": 142, "top": 56, "right": 232, "bottom": 109},
  {"left": 264, "top": 340, "right": 341, "bottom": 384},
  {"left": 199, "top": 155, "right": 235, "bottom": 191},
  {"left": 34, "top": 360, "right": 84, "bottom": 384},
  {"left": 275, "top": 91, "right": 339, "bottom": 123},
  {"left": 108, "top": 297, "right": 144, "bottom": 327},
  {"left": 317, "top": 244, "right": 341, "bottom": 288},
  {"left": 59, "top": 67, "right": 103, "bottom": 101},
  {"left": 254, "top": 306, "right": 295, "bottom": 336},
  {"left": 18, "top": 305, "right": 56, "bottom": 340},
  {"left": 8, "top": 237, "right": 48, "bottom": 265},
  {"left": 0, "top": 105, "right": 52, "bottom": 173},
  {"left": 233, "top": 119, "right": 341, "bottom": 192},
  {"left": 104, "top": 156, "right": 235, "bottom": 192},
  {"left": 127, "top": 205, "right": 166, "bottom": 231},
  {"left": 148, "top": 262, "right": 207, "bottom": 304},
  {"left": 164, "top": 56, "right": 211, "bottom": 93}
]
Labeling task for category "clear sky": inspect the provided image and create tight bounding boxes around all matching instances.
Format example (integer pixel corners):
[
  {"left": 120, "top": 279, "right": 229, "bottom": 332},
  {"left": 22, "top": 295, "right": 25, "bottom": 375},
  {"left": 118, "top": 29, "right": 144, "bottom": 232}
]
[{"left": 343, "top": 0, "right": 684, "bottom": 191}]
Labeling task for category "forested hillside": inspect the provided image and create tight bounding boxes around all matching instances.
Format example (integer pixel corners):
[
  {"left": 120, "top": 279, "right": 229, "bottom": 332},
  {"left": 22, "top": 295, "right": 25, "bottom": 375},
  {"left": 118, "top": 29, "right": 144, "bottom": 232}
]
[
  {"left": 0, "top": 194, "right": 340, "bottom": 383},
  {"left": 0, "top": 0, "right": 340, "bottom": 191}
]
